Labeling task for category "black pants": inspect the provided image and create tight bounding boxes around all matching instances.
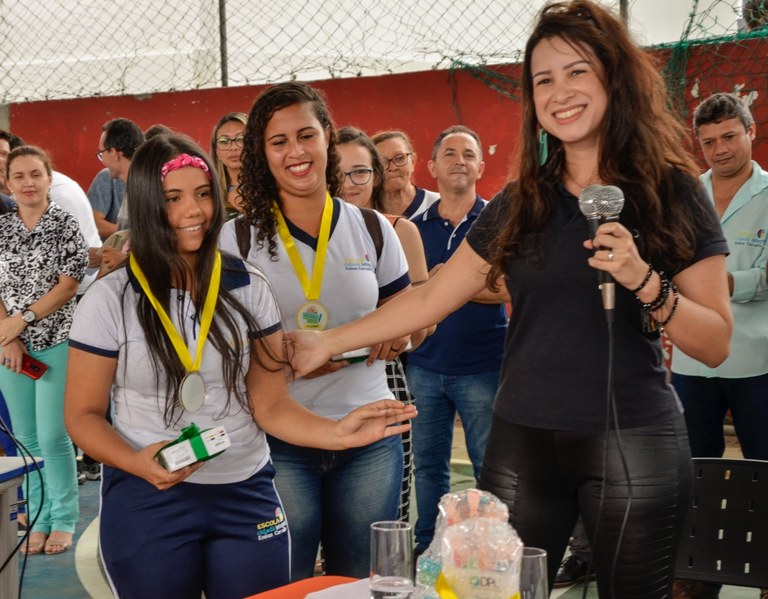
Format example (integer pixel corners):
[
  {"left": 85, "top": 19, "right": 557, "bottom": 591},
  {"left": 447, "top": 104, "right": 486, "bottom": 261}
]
[{"left": 480, "top": 414, "right": 693, "bottom": 598}]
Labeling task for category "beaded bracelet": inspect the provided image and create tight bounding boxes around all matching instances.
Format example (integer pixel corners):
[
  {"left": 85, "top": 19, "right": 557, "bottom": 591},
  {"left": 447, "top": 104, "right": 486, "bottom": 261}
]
[
  {"left": 636, "top": 271, "right": 670, "bottom": 313},
  {"left": 655, "top": 281, "right": 680, "bottom": 332},
  {"left": 631, "top": 264, "right": 654, "bottom": 294}
]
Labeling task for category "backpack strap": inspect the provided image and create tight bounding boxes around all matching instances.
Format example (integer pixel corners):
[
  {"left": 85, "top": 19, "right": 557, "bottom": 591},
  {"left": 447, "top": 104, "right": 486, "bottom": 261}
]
[
  {"left": 360, "top": 207, "right": 383, "bottom": 261},
  {"left": 234, "top": 216, "right": 251, "bottom": 260}
]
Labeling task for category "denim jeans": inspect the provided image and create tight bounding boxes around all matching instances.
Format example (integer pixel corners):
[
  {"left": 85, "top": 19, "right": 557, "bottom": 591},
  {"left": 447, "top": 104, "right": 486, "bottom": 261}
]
[
  {"left": 672, "top": 372, "right": 768, "bottom": 459},
  {"left": 406, "top": 364, "right": 499, "bottom": 549},
  {"left": 266, "top": 434, "right": 403, "bottom": 581}
]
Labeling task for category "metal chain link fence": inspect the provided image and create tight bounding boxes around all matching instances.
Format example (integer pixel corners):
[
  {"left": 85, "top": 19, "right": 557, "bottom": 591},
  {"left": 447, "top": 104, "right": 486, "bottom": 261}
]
[{"left": 0, "top": 0, "right": 761, "bottom": 104}]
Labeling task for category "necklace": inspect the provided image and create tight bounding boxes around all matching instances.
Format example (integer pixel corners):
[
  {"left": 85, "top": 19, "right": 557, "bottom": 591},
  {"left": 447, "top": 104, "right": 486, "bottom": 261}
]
[{"left": 564, "top": 169, "right": 601, "bottom": 191}]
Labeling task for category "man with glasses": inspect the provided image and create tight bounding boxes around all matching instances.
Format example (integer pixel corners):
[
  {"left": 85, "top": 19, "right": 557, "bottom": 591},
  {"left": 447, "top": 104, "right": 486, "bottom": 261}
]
[
  {"left": 407, "top": 125, "right": 509, "bottom": 555},
  {"left": 87, "top": 118, "right": 144, "bottom": 240}
]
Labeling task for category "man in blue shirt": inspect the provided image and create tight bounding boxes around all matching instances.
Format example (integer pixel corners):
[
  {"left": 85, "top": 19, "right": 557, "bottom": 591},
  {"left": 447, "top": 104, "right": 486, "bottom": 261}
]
[
  {"left": 87, "top": 118, "right": 143, "bottom": 240},
  {"left": 408, "top": 125, "right": 508, "bottom": 553}
]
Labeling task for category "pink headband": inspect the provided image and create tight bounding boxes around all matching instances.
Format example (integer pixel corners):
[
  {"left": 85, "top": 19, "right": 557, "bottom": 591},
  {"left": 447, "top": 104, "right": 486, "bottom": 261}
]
[{"left": 160, "top": 153, "right": 212, "bottom": 181}]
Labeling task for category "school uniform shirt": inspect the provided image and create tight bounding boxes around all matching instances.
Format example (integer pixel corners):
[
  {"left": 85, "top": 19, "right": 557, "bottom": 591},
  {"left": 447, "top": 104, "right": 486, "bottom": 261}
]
[
  {"left": 68, "top": 256, "right": 282, "bottom": 484},
  {"left": 220, "top": 198, "right": 410, "bottom": 420}
]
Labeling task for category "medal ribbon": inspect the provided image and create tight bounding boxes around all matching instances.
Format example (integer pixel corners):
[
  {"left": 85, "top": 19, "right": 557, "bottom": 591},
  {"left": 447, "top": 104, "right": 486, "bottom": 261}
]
[
  {"left": 274, "top": 192, "right": 333, "bottom": 300},
  {"left": 129, "top": 251, "right": 221, "bottom": 372}
]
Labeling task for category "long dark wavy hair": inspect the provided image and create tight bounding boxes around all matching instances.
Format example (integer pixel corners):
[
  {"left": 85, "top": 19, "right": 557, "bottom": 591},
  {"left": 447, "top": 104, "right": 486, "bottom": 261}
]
[
  {"left": 126, "top": 134, "right": 280, "bottom": 425},
  {"left": 239, "top": 82, "right": 342, "bottom": 258},
  {"left": 337, "top": 126, "right": 386, "bottom": 212},
  {"left": 488, "top": 0, "right": 709, "bottom": 286}
]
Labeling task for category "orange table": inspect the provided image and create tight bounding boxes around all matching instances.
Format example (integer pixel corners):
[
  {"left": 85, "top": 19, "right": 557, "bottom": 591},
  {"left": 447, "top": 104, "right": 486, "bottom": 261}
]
[{"left": 244, "top": 575, "right": 359, "bottom": 598}]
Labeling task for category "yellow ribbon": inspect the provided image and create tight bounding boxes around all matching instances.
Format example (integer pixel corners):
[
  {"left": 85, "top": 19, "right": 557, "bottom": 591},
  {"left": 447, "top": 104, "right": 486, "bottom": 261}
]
[
  {"left": 129, "top": 252, "right": 221, "bottom": 372},
  {"left": 273, "top": 193, "right": 333, "bottom": 301}
]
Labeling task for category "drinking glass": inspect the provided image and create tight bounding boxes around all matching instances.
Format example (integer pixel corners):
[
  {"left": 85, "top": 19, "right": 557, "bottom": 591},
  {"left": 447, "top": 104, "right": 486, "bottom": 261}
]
[
  {"left": 520, "top": 546, "right": 548, "bottom": 599},
  {"left": 370, "top": 521, "right": 414, "bottom": 599}
]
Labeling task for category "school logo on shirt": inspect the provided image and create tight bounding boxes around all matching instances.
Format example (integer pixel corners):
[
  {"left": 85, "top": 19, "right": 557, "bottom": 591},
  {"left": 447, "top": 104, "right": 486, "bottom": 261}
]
[
  {"left": 344, "top": 253, "right": 374, "bottom": 271},
  {"left": 256, "top": 506, "right": 288, "bottom": 541},
  {"left": 734, "top": 228, "right": 767, "bottom": 248}
]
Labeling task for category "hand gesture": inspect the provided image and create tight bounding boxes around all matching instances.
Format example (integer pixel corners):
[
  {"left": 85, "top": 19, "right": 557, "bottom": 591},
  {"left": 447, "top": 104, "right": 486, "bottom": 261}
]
[{"left": 334, "top": 399, "right": 417, "bottom": 449}]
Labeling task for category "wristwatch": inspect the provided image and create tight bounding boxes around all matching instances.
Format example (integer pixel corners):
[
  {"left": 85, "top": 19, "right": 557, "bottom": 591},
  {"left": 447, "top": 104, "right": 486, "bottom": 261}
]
[{"left": 21, "top": 310, "right": 37, "bottom": 325}]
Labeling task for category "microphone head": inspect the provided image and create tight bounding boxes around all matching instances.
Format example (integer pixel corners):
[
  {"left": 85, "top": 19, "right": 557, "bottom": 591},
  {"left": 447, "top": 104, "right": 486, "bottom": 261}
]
[{"left": 578, "top": 184, "right": 625, "bottom": 219}]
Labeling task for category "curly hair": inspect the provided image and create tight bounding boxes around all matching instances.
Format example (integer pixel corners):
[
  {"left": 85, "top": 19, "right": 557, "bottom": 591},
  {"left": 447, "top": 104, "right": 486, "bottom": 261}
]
[
  {"left": 239, "top": 82, "right": 342, "bottom": 258},
  {"left": 487, "top": 0, "right": 705, "bottom": 287},
  {"left": 337, "top": 126, "right": 386, "bottom": 211}
]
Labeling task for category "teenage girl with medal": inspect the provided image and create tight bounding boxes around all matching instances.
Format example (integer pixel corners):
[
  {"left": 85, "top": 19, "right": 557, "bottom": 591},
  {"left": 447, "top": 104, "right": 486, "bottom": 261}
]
[
  {"left": 219, "top": 82, "right": 414, "bottom": 580},
  {"left": 64, "top": 134, "right": 415, "bottom": 599}
]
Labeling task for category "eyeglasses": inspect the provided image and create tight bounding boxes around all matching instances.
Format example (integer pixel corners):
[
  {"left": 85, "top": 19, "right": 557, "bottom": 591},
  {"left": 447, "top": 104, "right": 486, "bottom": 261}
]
[
  {"left": 216, "top": 135, "right": 245, "bottom": 149},
  {"left": 95, "top": 148, "right": 109, "bottom": 162},
  {"left": 343, "top": 168, "right": 374, "bottom": 186},
  {"left": 381, "top": 152, "right": 413, "bottom": 169}
]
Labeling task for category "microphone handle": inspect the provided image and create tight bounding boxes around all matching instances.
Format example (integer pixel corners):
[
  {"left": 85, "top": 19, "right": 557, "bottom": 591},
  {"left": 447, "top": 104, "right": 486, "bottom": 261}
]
[{"left": 589, "top": 215, "right": 618, "bottom": 317}]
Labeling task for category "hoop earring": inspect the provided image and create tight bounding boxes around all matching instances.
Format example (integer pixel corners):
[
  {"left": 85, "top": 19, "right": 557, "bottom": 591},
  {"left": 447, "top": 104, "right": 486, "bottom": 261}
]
[{"left": 538, "top": 129, "right": 549, "bottom": 166}]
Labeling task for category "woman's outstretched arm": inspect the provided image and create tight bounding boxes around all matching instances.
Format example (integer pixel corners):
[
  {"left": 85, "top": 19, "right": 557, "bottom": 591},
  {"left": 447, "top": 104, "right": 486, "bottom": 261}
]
[{"left": 288, "top": 239, "right": 492, "bottom": 377}]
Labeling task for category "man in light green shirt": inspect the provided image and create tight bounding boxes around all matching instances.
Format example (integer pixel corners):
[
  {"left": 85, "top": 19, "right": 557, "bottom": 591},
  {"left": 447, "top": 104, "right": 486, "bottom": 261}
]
[{"left": 672, "top": 92, "right": 768, "bottom": 458}]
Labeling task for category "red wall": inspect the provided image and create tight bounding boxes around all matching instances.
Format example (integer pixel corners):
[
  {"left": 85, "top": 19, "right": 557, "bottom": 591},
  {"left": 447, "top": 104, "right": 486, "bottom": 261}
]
[
  {"left": 8, "top": 40, "right": 768, "bottom": 196},
  {"left": 8, "top": 68, "right": 522, "bottom": 199}
]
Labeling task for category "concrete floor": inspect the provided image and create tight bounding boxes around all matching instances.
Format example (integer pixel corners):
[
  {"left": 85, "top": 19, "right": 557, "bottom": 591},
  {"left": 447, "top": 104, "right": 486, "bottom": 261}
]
[{"left": 15, "top": 423, "right": 755, "bottom": 598}]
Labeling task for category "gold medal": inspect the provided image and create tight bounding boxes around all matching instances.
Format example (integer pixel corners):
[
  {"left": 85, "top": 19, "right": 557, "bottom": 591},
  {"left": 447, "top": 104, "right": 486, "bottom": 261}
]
[
  {"left": 296, "top": 300, "right": 329, "bottom": 330},
  {"left": 275, "top": 194, "right": 333, "bottom": 331}
]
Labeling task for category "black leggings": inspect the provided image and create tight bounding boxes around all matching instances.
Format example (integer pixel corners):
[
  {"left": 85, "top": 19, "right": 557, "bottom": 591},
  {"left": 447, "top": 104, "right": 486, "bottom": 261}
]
[{"left": 480, "top": 414, "right": 693, "bottom": 599}]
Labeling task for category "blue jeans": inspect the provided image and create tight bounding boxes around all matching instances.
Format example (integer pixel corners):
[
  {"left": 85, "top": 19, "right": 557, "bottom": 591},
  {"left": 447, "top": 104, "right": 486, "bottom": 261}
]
[
  {"left": 672, "top": 372, "right": 768, "bottom": 459},
  {"left": 266, "top": 434, "right": 403, "bottom": 581},
  {"left": 406, "top": 364, "right": 498, "bottom": 549}
]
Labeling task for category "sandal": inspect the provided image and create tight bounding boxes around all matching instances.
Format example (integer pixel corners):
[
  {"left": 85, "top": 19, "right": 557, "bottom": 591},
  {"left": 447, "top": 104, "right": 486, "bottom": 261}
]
[
  {"left": 44, "top": 531, "right": 73, "bottom": 555},
  {"left": 20, "top": 532, "right": 47, "bottom": 556}
]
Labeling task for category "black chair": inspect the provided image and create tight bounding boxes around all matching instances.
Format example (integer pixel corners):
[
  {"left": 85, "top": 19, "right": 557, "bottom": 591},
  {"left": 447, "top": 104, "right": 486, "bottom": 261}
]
[{"left": 675, "top": 458, "right": 768, "bottom": 588}]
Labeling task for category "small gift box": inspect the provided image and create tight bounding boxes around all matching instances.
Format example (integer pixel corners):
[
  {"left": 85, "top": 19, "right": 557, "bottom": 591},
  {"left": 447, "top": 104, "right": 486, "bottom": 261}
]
[{"left": 156, "top": 423, "right": 231, "bottom": 472}]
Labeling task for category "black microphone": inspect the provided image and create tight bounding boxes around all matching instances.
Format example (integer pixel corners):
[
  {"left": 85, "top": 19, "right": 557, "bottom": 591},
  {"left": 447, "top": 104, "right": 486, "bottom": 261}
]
[{"left": 578, "top": 185, "right": 625, "bottom": 316}]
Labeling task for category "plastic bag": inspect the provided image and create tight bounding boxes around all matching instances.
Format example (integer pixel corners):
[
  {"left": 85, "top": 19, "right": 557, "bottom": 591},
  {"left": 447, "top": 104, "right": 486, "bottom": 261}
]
[{"left": 414, "top": 489, "right": 522, "bottom": 599}]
